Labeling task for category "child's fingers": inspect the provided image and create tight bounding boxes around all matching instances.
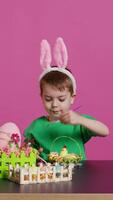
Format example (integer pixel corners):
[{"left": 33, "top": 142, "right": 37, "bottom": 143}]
[
  {"left": 60, "top": 112, "right": 70, "bottom": 123},
  {"left": 60, "top": 110, "right": 69, "bottom": 117}
]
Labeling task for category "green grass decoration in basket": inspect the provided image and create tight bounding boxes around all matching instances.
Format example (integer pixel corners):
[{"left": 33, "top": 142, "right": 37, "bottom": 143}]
[{"left": 48, "top": 136, "right": 82, "bottom": 164}]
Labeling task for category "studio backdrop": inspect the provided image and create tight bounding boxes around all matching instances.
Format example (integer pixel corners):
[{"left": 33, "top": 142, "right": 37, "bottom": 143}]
[{"left": 0, "top": 0, "right": 112, "bottom": 160}]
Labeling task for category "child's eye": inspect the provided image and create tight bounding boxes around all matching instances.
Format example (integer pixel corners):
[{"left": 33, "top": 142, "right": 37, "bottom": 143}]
[
  {"left": 59, "top": 99, "right": 66, "bottom": 102},
  {"left": 45, "top": 98, "right": 52, "bottom": 102}
]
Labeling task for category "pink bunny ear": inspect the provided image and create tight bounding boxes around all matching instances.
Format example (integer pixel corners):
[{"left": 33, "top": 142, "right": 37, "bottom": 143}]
[
  {"left": 40, "top": 39, "right": 52, "bottom": 69},
  {"left": 53, "top": 37, "right": 68, "bottom": 67}
]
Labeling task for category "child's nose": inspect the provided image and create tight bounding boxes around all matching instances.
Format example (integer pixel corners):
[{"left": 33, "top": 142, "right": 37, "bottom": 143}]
[{"left": 52, "top": 99, "right": 58, "bottom": 107}]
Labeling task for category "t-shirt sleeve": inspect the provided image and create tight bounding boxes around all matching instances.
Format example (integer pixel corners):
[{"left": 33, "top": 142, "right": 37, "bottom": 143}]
[
  {"left": 80, "top": 114, "right": 97, "bottom": 144},
  {"left": 24, "top": 122, "right": 35, "bottom": 140},
  {"left": 24, "top": 121, "right": 40, "bottom": 149}
]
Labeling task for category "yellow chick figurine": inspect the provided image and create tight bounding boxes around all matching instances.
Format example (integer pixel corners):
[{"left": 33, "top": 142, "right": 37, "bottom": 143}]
[{"left": 60, "top": 145, "right": 68, "bottom": 157}]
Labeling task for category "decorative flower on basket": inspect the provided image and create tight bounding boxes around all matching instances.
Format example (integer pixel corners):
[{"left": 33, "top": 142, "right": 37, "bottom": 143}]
[
  {"left": 0, "top": 132, "right": 20, "bottom": 156},
  {"left": 2, "top": 146, "right": 11, "bottom": 156},
  {"left": 20, "top": 145, "right": 37, "bottom": 157},
  {"left": 11, "top": 133, "right": 20, "bottom": 144},
  {"left": 8, "top": 132, "right": 20, "bottom": 150},
  {"left": 0, "top": 134, "right": 38, "bottom": 158}
]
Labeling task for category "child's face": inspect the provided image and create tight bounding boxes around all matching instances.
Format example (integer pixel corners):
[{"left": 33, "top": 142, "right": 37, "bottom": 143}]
[{"left": 41, "top": 83, "right": 75, "bottom": 121}]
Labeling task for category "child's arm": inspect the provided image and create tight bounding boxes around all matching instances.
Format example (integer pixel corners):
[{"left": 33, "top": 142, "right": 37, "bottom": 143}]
[{"left": 60, "top": 111, "right": 109, "bottom": 137}]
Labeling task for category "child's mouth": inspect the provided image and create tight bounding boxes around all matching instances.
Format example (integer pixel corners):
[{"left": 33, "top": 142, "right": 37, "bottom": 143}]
[{"left": 51, "top": 110, "right": 61, "bottom": 115}]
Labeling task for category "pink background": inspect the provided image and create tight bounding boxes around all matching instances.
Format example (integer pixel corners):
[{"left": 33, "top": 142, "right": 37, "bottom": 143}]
[{"left": 0, "top": 0, "right": 112, "bottom": 160}]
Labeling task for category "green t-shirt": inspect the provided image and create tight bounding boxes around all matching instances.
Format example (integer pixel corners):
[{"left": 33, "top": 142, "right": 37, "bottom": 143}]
[{"left": 24, "top": 115, "right": 96, "bottom": 161}]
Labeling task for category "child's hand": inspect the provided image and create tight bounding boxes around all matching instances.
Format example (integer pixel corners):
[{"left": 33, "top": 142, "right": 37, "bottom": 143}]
[{"left": 60, "top": 110, "right": 81, "bottom": 125}]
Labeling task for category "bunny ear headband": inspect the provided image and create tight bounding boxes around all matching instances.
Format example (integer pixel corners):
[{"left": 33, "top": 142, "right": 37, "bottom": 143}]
[{"left": 39, "top": 37, "right": 77, "bottom": 95}]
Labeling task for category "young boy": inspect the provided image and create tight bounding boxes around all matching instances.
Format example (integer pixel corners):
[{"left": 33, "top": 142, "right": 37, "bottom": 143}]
[{"left": 24, "top": 38, "right": 109, "bottom": 161}]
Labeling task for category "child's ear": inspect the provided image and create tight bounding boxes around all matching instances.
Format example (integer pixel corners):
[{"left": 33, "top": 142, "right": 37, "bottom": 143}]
[{"left": 71, "top": 95, "right": 76, "bottom": 104}]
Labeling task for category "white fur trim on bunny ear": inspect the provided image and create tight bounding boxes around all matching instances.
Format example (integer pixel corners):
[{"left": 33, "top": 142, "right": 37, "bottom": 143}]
[
  {"left": 40, "top": 39, "right": 52, "bottom": 69},
  {"left": 53, "top": 37, "right": 68, "bottom": 67}
]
